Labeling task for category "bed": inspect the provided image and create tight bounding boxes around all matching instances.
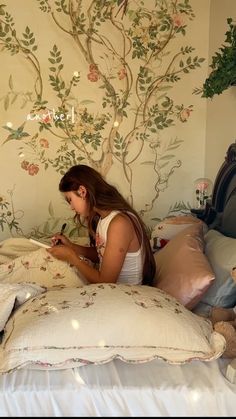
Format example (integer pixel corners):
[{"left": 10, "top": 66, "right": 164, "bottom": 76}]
[{"left": 0, "top": 143, "right": 236, "bottom": 417}]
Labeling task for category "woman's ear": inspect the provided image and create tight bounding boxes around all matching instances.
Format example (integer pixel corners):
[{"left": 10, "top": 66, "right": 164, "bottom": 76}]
[{"left": 78, "top": 185, "right": 87, "bottom": 200}]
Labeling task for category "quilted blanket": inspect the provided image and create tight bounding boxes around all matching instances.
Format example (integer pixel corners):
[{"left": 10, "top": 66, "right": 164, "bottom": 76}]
[{"left": 0, "top": 282, "right": 45, "bottom": 333}]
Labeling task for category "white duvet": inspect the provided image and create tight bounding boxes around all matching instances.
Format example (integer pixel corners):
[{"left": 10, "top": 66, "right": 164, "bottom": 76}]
[{"left": 0, "top": 282, "right": 45, "bottom": 333}]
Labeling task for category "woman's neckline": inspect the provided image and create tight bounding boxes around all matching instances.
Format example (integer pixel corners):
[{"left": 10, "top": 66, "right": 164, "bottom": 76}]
[{"left": 98, "top": 209, "right": 119, "bottom": 220}]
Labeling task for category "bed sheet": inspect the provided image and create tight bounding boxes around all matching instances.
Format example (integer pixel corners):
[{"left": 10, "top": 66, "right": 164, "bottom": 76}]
[{"left": 0, "top": 358, "right": 234, "bottom": 417}]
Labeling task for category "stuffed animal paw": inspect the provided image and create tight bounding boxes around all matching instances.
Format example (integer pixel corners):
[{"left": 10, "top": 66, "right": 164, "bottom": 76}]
[
  {"left": 210, "top": 306, "right": 236, "bottom": 326},
  {"left": 214, "top": 320, "right": 236, "bottom": 358}
]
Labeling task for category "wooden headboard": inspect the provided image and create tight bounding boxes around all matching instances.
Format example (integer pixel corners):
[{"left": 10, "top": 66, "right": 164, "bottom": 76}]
[{"left": 202, "top": 142, "right": 236, "bottom": 237}]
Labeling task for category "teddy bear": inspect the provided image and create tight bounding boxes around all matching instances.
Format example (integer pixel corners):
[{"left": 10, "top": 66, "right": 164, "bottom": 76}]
[
  {"left": 214, "top": 320, "right": 236, "bottom": 358},
  {"left": 210, "top": 266, "right": 236, "bottom": 358}
]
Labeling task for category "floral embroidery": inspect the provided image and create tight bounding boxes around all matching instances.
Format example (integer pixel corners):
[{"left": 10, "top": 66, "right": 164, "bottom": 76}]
[
  {"left": 95, "top": 232, "right": 105, "bottom": 262},
  {"left": 0, "top": 248, "right": 85, "bottom": 289},
  {"left": 0, "top": 283, "right": 222, "bottom": 374}
]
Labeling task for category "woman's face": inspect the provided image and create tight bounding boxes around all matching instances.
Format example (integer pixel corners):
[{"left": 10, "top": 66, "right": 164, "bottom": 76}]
[{"left": 64, "top": 190, "right": 89, "bottom": 217}]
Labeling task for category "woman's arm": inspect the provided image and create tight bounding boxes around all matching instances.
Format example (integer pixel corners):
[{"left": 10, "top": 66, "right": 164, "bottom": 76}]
[
  {"left": 48, "top": 215, "right": 134, "bottom": 283},
  {"left": 51, "top": 233, "right": 99, "bottom": 263},
  {"left": 70, "top": 242, "right": 99, "bottom": 263}
]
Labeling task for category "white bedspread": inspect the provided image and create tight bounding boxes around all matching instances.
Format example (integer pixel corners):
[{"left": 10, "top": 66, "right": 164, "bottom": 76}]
[
  {"left": 0, "top": 358, "right": 235, "bottom": 417},
  {"left": 0, "top": 282, "right": 45, "bottom": 332},
  {"left": 0, "top": 238, "right": 235, "bottom": 417}
]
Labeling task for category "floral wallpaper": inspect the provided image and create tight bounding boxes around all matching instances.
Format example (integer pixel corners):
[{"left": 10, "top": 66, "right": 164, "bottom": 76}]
[{"left": 0, "top": 0, "right": 209, "bottom": 240}]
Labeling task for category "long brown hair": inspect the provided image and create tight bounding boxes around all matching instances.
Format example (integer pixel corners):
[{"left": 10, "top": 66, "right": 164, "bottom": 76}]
[{"left": 59, "top": 164, "right": 155, "bottom": 286}]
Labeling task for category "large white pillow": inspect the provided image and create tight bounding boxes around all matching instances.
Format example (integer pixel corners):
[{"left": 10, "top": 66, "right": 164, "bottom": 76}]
[{"left": 0, "top": 284, "right": 225, "bottom": 374}]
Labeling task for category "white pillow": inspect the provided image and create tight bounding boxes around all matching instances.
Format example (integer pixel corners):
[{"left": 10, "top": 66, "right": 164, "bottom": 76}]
[
  {"left": 0, "top": 282, "right": 45, "bottom": 332},
  {"left": 198, "top": 229, "right": 236, "bottom": 308},
  {"left": 0, "top": 238, "right": 41, "bottom": 264},
  {"left": 150, "top": 215, "right": 207, "bottom": 250},
  {"left": 0, "top": 248, "right": 87, "bottom": 289},
  {"left": 0, "top": 284, "right": 225, "bottom": 374}
]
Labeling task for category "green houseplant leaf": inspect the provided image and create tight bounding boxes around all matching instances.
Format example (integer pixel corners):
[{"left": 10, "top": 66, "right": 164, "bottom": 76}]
[{"left": 202, "top": 18, "right": 236, "bottom": 98}]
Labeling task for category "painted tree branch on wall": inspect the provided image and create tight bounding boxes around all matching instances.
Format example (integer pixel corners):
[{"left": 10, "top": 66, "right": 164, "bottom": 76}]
[
  {"left": 0, "top": 188, "right": 24, "bottom": 235},
  {"left": 0, "top": 0, "right": 205, "bottom": 233}
]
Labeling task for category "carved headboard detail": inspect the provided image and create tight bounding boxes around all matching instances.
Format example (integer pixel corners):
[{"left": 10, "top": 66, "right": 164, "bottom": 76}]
[{"left": 203, "top": 142, "right": 236, "bottom": 235}]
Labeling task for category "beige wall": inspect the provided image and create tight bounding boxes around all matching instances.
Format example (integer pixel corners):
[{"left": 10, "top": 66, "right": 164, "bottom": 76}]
[
  {"left": 205, "top": 0, "right": 236, "bottom": 182},
  {"left": 0, "top": 0, "right": 235, "bottom": 241},
  {"left": 0, "top": 1, "right": 211, "bottom": 240}
]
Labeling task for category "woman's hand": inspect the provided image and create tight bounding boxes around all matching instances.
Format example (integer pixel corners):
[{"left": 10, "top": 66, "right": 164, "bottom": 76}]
[
  {"left": 47, "top": 244, "right": 78, "bottom": 265},
  {"left": 51, "top": 233, "right": 73, "bottom": 248}
]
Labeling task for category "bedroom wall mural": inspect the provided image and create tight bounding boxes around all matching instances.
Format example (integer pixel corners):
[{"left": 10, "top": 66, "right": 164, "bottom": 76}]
[{"left": 0, "top": 0, "right": 209, "bottom": 240}]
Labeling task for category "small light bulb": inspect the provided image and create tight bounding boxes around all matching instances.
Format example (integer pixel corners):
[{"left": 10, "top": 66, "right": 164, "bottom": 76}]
[
  {"left": 19, "top": 152, "right": 25, "bottom": 158},
  {"left": 73, "top": 71, "right": 79, "bottom": 77},
  {"left": 6, "top": 122, "right": 13, "bottom": 128},
  {"left": 113, "top": 121, "right": 119, "bottom": 127}
]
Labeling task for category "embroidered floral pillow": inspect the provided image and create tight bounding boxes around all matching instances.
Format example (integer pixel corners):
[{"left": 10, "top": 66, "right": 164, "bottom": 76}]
[
  {"left": 150, "top": 215, "right": 207, "bottom": 251},
  {"left": 0, "top": 284, "right": 225, "bottom": 374},
  {"left": 0, "top": 248, "right": 87, "bottom": 290}
]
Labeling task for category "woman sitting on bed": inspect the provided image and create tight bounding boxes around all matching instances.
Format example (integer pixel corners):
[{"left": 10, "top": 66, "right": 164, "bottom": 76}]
[{"left": 47, "top": 165, "right": 155, "bottom": 286}]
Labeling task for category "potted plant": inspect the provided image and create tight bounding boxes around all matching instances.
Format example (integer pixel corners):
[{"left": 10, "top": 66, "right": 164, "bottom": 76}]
[{"left": 202, "top": 18, "right": 236, "bottom": 98}]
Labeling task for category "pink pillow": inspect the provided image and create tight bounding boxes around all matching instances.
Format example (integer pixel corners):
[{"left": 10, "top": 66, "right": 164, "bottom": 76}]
[{"left": 154, "top": 224, "right": 215, "bottom": 309}]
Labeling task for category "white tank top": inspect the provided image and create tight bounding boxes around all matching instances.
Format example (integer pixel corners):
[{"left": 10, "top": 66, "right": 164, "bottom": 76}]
[{"left": 95, "top": 210, "right": 144, "bottom": 285}]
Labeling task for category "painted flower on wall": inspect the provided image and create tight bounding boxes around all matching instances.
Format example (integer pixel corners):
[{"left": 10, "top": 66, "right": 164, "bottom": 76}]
[
  {"left": 179, "top": 107, "right": 193, "bottom": 122},
  {"left": 21, "top": 161, "right": 39, "bottom": 175},
  {"left": 118, "top": 67, "right": 127, "bottom": 80},
  {"left": 39, "top": 138, "right": 49, "bottom": 148},
  {"left": 172, "top": 13, "right": 186, "bottom": 28},
  {"left": 27, "top": 164, "right": 40, "bottom": 176}
]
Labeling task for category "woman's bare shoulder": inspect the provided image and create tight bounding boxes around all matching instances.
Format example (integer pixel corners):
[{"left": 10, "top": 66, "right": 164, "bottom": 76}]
[{"left": 108, "top": 212, "right": 133, "bottom": 233}]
